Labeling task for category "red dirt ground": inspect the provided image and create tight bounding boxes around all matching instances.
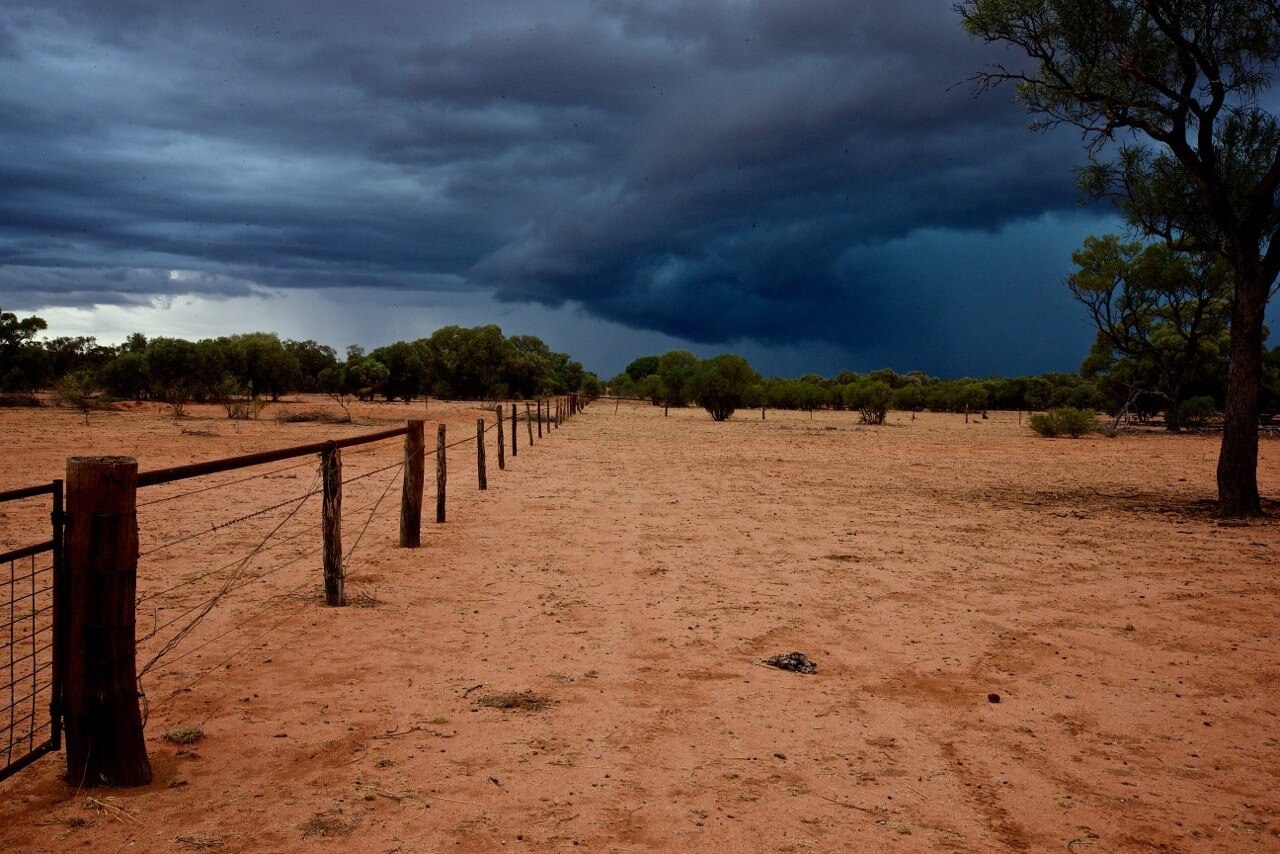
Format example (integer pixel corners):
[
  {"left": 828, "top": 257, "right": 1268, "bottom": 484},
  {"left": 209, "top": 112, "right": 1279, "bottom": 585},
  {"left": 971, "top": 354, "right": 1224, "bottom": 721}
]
[{"left": 1, "top": 397, "right": 1277, "bottom": 853}]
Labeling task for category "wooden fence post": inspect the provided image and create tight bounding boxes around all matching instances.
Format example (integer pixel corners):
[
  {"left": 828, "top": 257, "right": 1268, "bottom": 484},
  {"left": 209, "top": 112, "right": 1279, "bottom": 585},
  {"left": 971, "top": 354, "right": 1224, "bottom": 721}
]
[
  {"left": 537, "top": 399, "right": 543, "bottom": 438},
  {"left": 64, "top": 456, "right": 151, "bottom": 788},
  {"left": 400, "top": 419, "right": 424, "bottom": 548},
  {"left": 322, "top": 444, "right": 345, "bottom": 607},
  {"left": 496, "top": 405, "right": 505, "bottom": 470},
  {"left": 477, "top": 418, "right": 487, "bottom": 490},
  {"left": 511, "top": 403, "right": 518, "bottom": 457},
  {"left": 526, "top": 402, "right": 534, "bottom": 446},
  {"left": 436, "top": 424, "right": 447, "bottom": 523}
]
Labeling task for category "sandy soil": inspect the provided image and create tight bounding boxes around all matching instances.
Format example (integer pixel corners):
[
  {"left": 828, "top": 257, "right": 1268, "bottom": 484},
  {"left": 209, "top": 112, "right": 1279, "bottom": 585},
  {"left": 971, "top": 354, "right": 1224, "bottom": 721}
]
[{"left": 1, "top": 397, "right": 1278, "bottom": 853}]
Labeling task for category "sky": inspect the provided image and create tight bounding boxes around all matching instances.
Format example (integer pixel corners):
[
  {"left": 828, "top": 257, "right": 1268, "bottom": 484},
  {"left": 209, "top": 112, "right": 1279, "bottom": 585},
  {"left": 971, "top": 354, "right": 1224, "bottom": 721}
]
[{"left": 2, "top": 2, "right": 1274, "bottom": 379}]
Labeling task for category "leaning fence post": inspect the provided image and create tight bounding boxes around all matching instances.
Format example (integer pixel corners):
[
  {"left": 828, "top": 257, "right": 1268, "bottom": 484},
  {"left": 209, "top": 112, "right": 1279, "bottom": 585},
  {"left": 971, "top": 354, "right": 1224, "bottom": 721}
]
[
  {"left": 526, "top": 402, "right": 534, "bottom": 445},
  {"left": 537, "top": 399, "right": 543, "bottom": 438},
  {"left": 321, "top": 444, "right": 345, "bottom": 607},
  {"left": 496, "top": 405, "right": 506, "bottom": 470},
  {"left": 64, "top": 456, "right": 151, "bottom": 787},
  {"left": 400, "top": 420, "right": 425, "bottom": 548},
  {"left": 477, "top": 418, "right": 487, "bottom": 490},
  {"left": 436, "top": 424, "right": 447, "bottom": 523}
]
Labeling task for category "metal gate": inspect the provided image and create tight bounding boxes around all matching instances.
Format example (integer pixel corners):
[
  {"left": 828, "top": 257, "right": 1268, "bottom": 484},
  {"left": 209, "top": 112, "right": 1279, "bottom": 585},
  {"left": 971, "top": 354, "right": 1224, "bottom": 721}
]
[{"left": 0, "top": 481, "right": 63, "bottom": 782}]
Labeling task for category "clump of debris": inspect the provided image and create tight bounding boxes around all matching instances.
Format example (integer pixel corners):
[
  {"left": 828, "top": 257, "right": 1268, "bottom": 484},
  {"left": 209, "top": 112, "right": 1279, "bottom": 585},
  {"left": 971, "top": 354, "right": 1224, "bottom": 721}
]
[{"left": 763, "top": 652, "right": 817, "bottom": 674}]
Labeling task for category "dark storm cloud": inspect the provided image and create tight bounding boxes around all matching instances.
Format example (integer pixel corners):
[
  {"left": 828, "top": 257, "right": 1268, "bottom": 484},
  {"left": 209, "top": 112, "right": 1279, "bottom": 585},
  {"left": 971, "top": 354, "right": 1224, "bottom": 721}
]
[{"left": 0, "top": 1, "right": 1098, "bottom": 372}]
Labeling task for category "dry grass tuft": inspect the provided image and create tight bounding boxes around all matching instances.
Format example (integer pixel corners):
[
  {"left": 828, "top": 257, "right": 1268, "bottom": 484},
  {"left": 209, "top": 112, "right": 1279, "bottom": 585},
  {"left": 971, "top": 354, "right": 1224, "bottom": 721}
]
[
  {"left": 299, "top": 814, "right": 354, "bottom": 838},
  {"left": 83, "top": 796, "right": 140, "bottom": 824},
  {"left": 173, "top": 833, "right": 224, "bottom": 849},
  {"left": 162, "top": 725, "right": 205, "bottom": 745},
  {"left": 474, "top": 690, "right": 552, "bottom": 711},
  {"left": 276, "top": 409, "right": 351, "bottom": 425}
]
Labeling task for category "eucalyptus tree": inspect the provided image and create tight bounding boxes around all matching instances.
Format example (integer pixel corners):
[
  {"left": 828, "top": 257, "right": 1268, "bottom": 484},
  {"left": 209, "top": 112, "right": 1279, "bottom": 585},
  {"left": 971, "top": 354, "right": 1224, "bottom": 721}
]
[{"left": 961, "top": 0, "right": 1280, "bottom": 515}]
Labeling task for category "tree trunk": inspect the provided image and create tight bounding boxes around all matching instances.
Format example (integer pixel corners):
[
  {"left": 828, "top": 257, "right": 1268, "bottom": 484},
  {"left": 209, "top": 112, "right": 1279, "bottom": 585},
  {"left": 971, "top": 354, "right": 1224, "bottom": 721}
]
[
  {"left": 1165, "top": 392, "right": 1182, "bottom": 433},
  {"left": 1216, "top": 272, "right": 1266, "bottom": 516}
]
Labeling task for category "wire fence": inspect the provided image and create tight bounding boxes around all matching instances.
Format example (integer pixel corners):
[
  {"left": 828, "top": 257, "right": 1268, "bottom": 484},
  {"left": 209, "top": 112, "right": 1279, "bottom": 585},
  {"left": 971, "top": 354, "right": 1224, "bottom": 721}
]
[{"left": 0, "top": 393, "right": 586, "bottom": 784}]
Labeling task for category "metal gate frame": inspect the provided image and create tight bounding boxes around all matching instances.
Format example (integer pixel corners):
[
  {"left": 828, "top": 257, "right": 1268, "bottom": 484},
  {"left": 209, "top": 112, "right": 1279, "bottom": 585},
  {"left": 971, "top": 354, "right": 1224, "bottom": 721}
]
[{"left": 0, "top": 480, "right": 63, "bottom": 782}]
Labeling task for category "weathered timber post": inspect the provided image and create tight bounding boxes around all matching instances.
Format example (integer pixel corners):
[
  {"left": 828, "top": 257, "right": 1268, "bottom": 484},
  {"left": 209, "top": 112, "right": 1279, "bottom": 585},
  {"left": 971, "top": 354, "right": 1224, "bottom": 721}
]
[
  {"left": 477, "top": 418, "right": 487, "bottom": 490},
  {"left": 436, "top": 424, "right": 447, "bottom": 523},
  {"left": 64, "top": 456, "right": 152, "bottom": 787},
  {"left": 496, "top": 405, "right": 506, "bottom": 470},
  {"left": 526, "top": 402, "right": 534, "bottom": 446},
  {"left": 537, "top": 399, "right": 543, "bottom": 437},
  {"left": 400, "top": 419, "right": 425, "bottom": 548},
  {"left": 511, "top": 403, "right": 518, "bottom": 457},
  {"left": 321, "top": 444, "right": 345, "bottom": 607},
  {"left": 762, "top": 406, "right": 766, "bottom": 420},
  {"left": 615, "top": 397, "right": 620, "bottom": 414}
]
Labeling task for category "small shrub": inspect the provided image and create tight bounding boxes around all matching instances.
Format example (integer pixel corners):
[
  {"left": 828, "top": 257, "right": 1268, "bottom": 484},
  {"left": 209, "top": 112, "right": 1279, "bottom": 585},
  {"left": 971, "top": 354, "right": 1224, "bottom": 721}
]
[
  {"left": 474, "top": 690, "right": 551, "bottom": 711},
  {"left": 842, "top": 379, "right": 891, "bottom": 425},
  {"left": 276, "top": 409, "right": 350, "bottom": 424},
  {"left": 1028, "top": 407, "right": 1096, "bottom": 438},
  {"left": 162, "top": 725, "right": 204, "bottom": 745},
  {"left": 1178, "top": 395, "right": 1217, "bottom": 428}
]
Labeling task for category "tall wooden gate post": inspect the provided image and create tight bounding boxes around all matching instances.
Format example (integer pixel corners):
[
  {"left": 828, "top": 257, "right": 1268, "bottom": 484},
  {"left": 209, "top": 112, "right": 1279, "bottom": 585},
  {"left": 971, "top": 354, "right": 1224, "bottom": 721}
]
[
  {"left": 400, "top": 419, "right": 425, "bottom": 548},
  {"left": 64, "top": 456, "right": 152, "bottom": 787},
  {"left": 496, "top": 405, "right": 506, "bottom": 470},
  {"left": 321, "top": 444, "right": 345, "bottom": 606}
]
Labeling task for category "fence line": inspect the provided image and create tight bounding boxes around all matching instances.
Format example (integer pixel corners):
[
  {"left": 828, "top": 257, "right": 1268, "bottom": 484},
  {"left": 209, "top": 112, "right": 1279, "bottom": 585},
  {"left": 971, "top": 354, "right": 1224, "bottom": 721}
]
[{"left": 0, "top": 394, "right": 590, "bottom": 786}]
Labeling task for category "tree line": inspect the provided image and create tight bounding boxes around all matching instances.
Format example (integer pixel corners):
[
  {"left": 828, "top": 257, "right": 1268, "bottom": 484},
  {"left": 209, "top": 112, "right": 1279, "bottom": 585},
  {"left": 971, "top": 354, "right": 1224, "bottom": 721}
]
[
  {"left": 0, "top": 315, "right": 599, "bottom": 407},
  {"left": 606, "top": 348, "right": 1279, "bottom": 427}
]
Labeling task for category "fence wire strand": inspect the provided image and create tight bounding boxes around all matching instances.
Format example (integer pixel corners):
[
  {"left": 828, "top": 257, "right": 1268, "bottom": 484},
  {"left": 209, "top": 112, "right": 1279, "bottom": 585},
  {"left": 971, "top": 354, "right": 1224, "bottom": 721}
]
[{"left": 138, "top": 468, "right": 321, "bottom": 677}]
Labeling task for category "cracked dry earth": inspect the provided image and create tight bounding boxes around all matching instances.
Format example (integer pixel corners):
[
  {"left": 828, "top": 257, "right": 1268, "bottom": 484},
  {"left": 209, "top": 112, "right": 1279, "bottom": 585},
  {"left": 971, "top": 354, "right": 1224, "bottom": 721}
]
[{"left": 1, "top": 398, "right": 1278, "bottom": 853}]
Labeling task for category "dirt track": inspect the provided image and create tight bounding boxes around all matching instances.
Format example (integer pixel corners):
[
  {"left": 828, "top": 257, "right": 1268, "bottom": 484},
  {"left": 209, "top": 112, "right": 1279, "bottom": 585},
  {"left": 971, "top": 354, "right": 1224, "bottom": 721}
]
[{"left": 1, "top": 398, "right": 1278, "bottom": 852}]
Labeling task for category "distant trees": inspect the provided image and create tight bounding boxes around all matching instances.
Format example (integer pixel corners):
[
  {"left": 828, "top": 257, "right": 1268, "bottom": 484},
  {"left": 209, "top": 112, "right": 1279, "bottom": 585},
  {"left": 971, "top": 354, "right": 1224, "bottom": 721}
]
[
  {"left": 689, "top": 354, "right": 761, "bottom": 421},
  {"left": 0, "top": 313, "right": 597, "bottom": 414},
  {"left": 656, "top": 350, "right": 699, "bottom": 411}
]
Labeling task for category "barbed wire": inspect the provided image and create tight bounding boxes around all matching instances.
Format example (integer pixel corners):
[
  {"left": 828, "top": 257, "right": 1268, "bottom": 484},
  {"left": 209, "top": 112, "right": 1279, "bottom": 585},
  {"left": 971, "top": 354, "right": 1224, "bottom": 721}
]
[
  {"left": 138, "top": 470, "right": 321, "bottom": 677},
  {"left": 142, "top": 581, "right": 316, "bottom": 719},
  {"left": 343, "top": 461, "right": 404, "bottom": 566}
]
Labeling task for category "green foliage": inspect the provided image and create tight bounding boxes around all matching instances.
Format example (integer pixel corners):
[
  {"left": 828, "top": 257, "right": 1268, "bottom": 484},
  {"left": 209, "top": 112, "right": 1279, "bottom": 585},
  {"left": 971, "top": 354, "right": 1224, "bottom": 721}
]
[
  {"left": 53, "top": 370, "right": 102, "bottom": 424},
  {"left": 283, "top": 339, "right": 338, "bottom": 392},
  {"left": 1178, "top": 396, "right": 1218, "bottom": 428},
  {"left": 1, "top": 307, "right": 49, "bottom": 391},
  {"left": 634, "top": 374, "right": 664, "bottom": 405},
  {"left": 842, "top": 379, "right": 891, "bottom": 425},
  {"left": 1069, "top": 235, "right": 1231, "bottom": 430},
  {"left": 656, "top": 349, "right": 699, "bottom": 408},
  {"left": 689, "top": 354, "right": 761, "bottom": 421},
  {"left": 624, "top": 355, "right": 660, "bottom": 383},
  {"left": 891, "top": 383, "right": 927, "bottom": 415},
  {"left": 1027, "top": 407, "right": 1097, "bottom": 439},
  {"left": 1264, "top": 345, "right": 1280, "bottom": 414}
]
